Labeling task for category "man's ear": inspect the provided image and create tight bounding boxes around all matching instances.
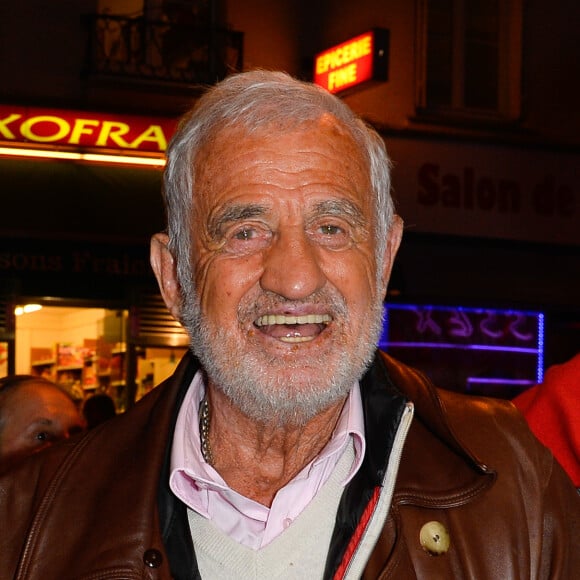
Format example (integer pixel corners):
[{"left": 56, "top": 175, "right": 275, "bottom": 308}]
[
  {"left": 380, "top": 215, "right": 403, "bottom": 295},
  {"left": 150, "top": 233, "right": 181, "bottom": 320}
]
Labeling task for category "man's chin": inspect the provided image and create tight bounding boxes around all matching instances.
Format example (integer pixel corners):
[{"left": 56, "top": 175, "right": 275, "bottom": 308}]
[
  {"left": 222, "top": 383, "right": 350, "bottom": 427},
  {"left": 212, "top": 359, "right": 354, "bottom": 424}
]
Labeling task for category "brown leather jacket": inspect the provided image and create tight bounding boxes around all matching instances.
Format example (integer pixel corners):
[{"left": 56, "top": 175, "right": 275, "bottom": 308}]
[{"left": 1, "top": 351, "right": 578, "bottom": 579}]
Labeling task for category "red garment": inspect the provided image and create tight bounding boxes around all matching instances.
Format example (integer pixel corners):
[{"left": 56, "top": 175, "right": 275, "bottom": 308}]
[{"left": 513, "top": 353, "right": 580, "bottom": 486}]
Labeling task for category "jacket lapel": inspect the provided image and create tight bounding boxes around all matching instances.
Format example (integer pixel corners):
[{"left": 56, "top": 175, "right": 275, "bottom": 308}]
[
  {"left": 158, "top": 352, "right": 203, "bottom": 580},
  {"left": 323, "top": 352, "right": 409, "bottom": 579},
  {"left": 160, "top": 351, "right": 495, "bottom": 580},
  {"left": 323, "top": 351, "right": 495, "bottom": 579}
]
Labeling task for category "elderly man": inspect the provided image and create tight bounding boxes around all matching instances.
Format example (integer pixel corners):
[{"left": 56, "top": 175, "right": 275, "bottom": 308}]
[{"left": 1, "top": 71, "right": 578, "bottom": 579}]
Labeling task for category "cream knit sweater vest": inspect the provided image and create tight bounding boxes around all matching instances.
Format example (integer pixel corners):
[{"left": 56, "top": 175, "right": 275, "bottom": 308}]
[{"left": 187, "top": 440, "right": 355, "bottom": 579}]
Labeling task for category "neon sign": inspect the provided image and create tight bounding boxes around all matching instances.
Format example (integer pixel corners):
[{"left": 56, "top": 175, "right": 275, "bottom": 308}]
[
  {"left": 380, "top": 304, "right": 544, "bottom": 398},
  {"left": 0, "top": 105, "right": 177, "bottom": 153},
  {"left": 314, "top": 29, "right": 389, "bottom": 94}
]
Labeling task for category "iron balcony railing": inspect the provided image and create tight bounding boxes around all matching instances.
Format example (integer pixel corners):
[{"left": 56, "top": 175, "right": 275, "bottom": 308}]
[{"left": 84, "top": 14, "right": 243, "bottom": 85}]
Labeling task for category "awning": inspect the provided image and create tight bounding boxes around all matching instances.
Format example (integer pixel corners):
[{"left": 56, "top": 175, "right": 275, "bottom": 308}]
[{"left": 0, "top": 158, "right": 165, "bottom": 242}]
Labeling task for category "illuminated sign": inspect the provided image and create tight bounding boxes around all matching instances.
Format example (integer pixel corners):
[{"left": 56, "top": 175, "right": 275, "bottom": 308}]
[
  {"left": 314, "top": 29, "right": 389, "bottom": 94},
  {"left": 0, "top": 105, "right": 177, "bottom": 154},
  {"left": 380, "top": 304, "right": 544, "bottom": 399}
]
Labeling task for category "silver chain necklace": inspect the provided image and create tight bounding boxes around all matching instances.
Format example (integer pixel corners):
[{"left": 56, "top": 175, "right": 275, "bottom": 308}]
[{"left": 199, "top": 395, "right": 213, "bottom": 465}]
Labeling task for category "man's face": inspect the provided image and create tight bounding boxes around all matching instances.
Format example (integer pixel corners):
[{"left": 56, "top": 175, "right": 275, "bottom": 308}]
[
  {"left": 0, "top": 383, "right": 85, "bottom": 471},
  {"left": 179, "top": 117, "right": 399, "bottom": 424}
]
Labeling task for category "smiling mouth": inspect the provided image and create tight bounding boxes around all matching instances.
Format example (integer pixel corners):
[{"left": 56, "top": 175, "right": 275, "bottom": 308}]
[{"left": 254, "top": 313, "right": 332, "bottom": 343}]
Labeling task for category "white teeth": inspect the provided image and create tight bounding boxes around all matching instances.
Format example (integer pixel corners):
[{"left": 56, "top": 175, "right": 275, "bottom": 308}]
[
  {"left": 280, "top": 336, "right": 314, "bottom": 343},
  {"left": 255, "top": 313, "right": 332, "bottom": 327}
]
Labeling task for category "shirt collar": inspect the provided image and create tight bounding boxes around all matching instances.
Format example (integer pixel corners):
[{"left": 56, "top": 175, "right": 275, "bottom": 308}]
[{"left": 169, "top": 371, "right": 367, "bottom": 506}]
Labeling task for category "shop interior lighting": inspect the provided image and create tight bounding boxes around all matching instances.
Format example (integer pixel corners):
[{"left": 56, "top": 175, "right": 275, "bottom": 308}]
[
  {"left": 14, "top": 304, "right": 43, "bottom": 316},
  {"left": 0, "top": 146, "right": 166, "bottom": 167}
]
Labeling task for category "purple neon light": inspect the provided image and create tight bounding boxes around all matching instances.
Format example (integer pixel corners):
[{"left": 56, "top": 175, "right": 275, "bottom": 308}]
[
  {"left": 385, "top": 303, "right": 542, "bottom": 316},
  {"left": 381, "top": 304, "right": 545, "bottom": 385},
  {"left": 536, "top": 313, "right": 545, "bottom": 383},
  {"left": 467, "top": 377, "right": 536, "bottom": 385},
  {"left": 382, "top": 341, "right": 540, "bottom": 354}
]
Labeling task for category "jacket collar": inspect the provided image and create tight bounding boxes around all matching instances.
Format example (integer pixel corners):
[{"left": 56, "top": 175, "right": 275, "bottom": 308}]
[
  {"left": 158, "top": 350, "right": 495, "bottom": 579},
  {"left": 158, "top": 351, "right": 200, "bottom": 579},
  {"left": 323, "top": 351, "right": 495, "bottom": 579},
  {"left": 376, "top": 351, "right": 496, "bottom": 506}
]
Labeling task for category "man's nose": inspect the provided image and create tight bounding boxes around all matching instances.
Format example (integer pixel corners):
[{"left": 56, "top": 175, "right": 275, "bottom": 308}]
[{"left": 260, "top": 228, "right": 326, "bottom": 300}]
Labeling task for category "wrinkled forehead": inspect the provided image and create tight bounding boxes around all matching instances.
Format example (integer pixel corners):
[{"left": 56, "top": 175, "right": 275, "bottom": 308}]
[
  {"left": 193, "top": 113, "right": 369, "bottom": 179},
  {"left": 188, "top": 116, "right": 376, "bottom": 241}
]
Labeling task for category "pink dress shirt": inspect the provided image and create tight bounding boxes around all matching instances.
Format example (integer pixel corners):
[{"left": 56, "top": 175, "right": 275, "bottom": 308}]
[{"left": 169, "top": 371, "right": 365, "bottom": 549}]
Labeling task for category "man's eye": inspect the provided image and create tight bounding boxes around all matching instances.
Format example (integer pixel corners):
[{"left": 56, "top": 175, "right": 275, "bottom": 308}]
[
  {"left": 319, "top": 224, "right": 343, "bottom": 235},
  {"left": 233, "top": 227, "right": 256, "bottom": 241},
  {"left": 223, "top": 224, "right": 272, "bottom": 255},
  {"left": 35, "top": 431, "right": 52, "bottom": 442},
  {"left": 309, "top": 222, "right": 352, "bottom": 249}
]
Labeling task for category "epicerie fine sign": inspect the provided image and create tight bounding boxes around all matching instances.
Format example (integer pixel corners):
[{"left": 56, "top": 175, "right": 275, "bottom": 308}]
[
  {"left": 314, "top": 29, "right": 389, "bottom": 94},
  {"left": 0, "top": 105, "right": 177, "bottom": 153}
]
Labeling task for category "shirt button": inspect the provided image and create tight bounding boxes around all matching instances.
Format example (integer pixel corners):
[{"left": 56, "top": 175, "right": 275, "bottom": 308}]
[
  {"left": 143, "top": 548, "right": 163, "bottom": 568},
  {"left": 419, "top": 521, "right": 450, "bottom": 556},
  {"left": 283, "top": 518, "right": 293, "bottom": 529}
]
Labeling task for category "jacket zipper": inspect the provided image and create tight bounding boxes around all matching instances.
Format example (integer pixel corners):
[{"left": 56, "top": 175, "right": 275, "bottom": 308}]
[{"left": 339, "top": 402, "right": 414, "bottom": 580}]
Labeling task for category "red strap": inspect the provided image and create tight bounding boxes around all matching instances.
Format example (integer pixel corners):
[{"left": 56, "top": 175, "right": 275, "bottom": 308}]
[{"left": 333, "top": 486, "right": 381, "bottom": 580}]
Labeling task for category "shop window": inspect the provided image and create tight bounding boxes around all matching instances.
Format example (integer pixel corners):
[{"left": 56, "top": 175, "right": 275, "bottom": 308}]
[
  {"left": 0, "top": 293, "right": 13, "bottom": 378},
  {"left": 0, "top": 342, "right": 8, "bottom": 378},
  {"left": 416, "top": 0, "right": 523, "bottom": 122},
  {"left": 17, "top": 306, "right": 130, "bottom": 410},
  {"left": 15, "top": 304, "right": 187, "bottom": 412}
]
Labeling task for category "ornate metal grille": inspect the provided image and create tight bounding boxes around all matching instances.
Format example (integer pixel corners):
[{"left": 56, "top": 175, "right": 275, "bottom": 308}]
[{"left": 84, "top": 14, "right": 243, "bottom": 85}]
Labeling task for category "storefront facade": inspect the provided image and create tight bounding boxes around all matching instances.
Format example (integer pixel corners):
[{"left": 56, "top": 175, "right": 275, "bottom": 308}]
[
  {"left": 0, "top": 106, "right": 187, "bottom": 409},
  {"left": 1, "top": 0, "right": 578, "bottom": 404}
]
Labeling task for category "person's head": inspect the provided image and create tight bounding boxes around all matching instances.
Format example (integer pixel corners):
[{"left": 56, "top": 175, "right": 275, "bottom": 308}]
[
  {"left": 0, "top": 375, "right": 86, "bottom": 472},
  {"left": 151, "top": 70, "right": 403, "bottom": 426},
  {"left": 82, "top": 393, "right": 117, "bottom": 429}
]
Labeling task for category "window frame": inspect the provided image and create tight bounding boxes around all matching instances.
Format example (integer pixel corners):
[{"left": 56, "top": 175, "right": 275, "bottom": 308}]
[{"left": 415, "top": 0, "right": 523, "bottom": 124}]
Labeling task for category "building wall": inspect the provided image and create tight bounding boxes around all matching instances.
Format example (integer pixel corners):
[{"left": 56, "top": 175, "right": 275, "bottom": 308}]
[
  {"left": 0, "top": 0, "right": 578, "bottom": 365},
  {"left": 226, "top": 0, "right": 303, "bottom": 74},
  {"left": 1, "top": 0, "right": 579, "bottom": 142},
  {"left": 522, "top": 0, "right": 580, "bottom": 142},
  {"left": 0, "top": 0, "right": 98, "bottom": 106},
  {"left": 304, "top": 0, "right": 419, "bottom": 127}
]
